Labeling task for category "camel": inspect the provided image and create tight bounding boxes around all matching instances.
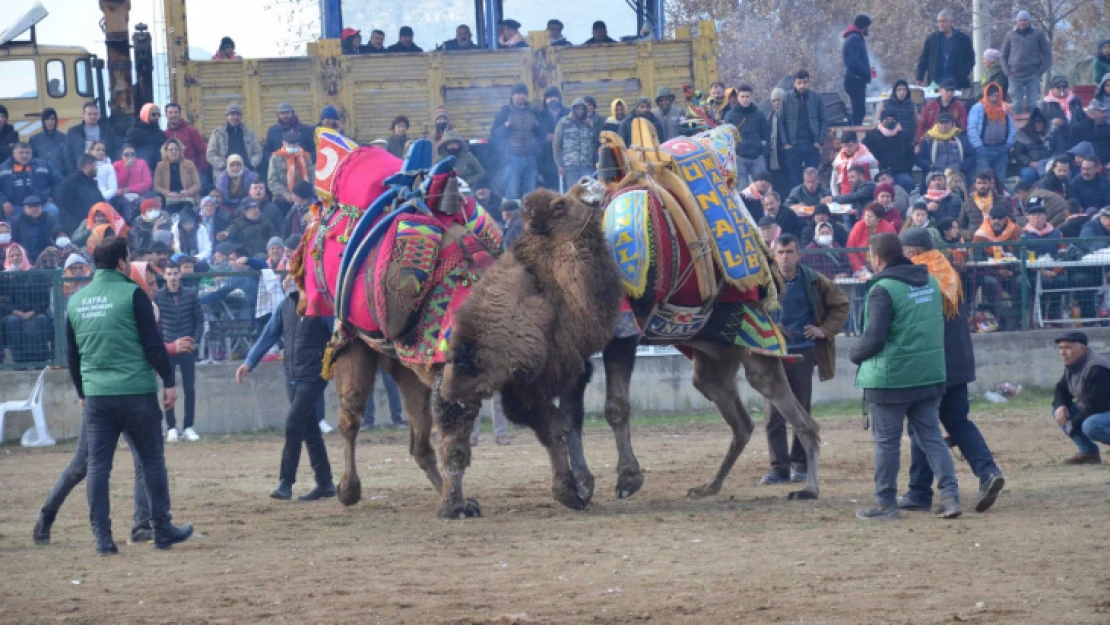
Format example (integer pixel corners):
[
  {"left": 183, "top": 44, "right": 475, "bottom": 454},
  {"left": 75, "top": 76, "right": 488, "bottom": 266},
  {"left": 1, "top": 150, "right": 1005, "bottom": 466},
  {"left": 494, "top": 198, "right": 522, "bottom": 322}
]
[{"left": 564, "top": 122, "right": 822, "bottom": 505}]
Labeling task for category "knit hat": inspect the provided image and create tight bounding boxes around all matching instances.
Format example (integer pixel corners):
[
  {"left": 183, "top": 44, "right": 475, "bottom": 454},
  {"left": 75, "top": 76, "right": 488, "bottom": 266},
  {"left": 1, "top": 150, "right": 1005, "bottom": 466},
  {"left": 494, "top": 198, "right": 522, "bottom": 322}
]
[
  {"left": 140, "top": 198, "right": 162, "bottom": 214},
  {"left": 64, "top": 254, "right": 88, "bottom": 271},
  {"left": 899, "top": 228, "right": 934, "bottom": 251},
  {"left": 284, "top": 235, "right": 302, "bottom": 250},
  {"left": 927, "top": 171, "right": 947, "bottom": 183},
  {"left": 267, "top": 236, "right": 284, "bottom": 251},
  {"left": 225, "top": 103, "right": 243, "bottom": 115},
  {"left": 434, "top": 105, "right": 449, "bottom": 122},
  {"left": 471, "top": 174, "right": 491, "bottom": 190},
  {"left": 813, "top": 203, "right": 831, "bottom": 217},
  {"left": 854, "top": 14, "right": 872, "bottom": 29},
  {"left": 912, "top": 199, "right": 928, "bottom": 211},
  {"left": 770, "top": 87, "right": 784, "bottom": 102},
  {"left": 1015, "top": 10, "right": 1032, "bottom": 22},
  {"left": 511, "top": 83, "right": 528, "bottom": 96},
  {"left": 293, "top": 181, "right": 316, "bottom": 200},
  {"left": 988, "top": 204, "right": 1011, "bottom": 219},
  {"left": 873, "top": 183, "right": 895, "bottom": 199},
  {"left": 543, "top": 87, "right": 562, "bottom": 101},
  {"left": 634, "top": 96, "right": 652, "bottom": 109},
  {"left": 984, "top": 49, "right": 1002, "bottom": 63},
  {"left": 214, "top": 242, "right": 233, "bottom": 256},
  {"left": 219, "top": 36, "right": 235, "bottom": 49},
  {"left": 320, "top": 105, "right": 339, "bottom": 121}
]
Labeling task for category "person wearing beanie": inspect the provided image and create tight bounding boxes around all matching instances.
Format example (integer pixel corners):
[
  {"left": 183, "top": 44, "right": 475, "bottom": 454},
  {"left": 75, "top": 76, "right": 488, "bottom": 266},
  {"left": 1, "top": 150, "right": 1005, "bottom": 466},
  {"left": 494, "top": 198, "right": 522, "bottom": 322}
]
[
  {"left": 265, "top": 236, "right": 286, "bottom": 271},
  {"left": 283, "top": 234, "right": 301, "bottom": 258},
  {"left": 617, "top": 95, "right": 665, "bottom": 148},
  {"left": 387, "top": 26, "right": 423, "bottom": 53},
  {"left": 30, "top": 107, "right": 68, "bottom": 174},
  {"left": 872, "top": 182, "right": 903, "bottom": 231},
  {"left": 491, "top": 83, "right": 543, "bottom": 199},
  {"left": 267, "top": 130, "right": 313, "bottom": 215},
  {"left": 128, "top": 197, "right": 166, "bottom": 252},
  {"left": 842, "top": 14, "right": 873, "bottom": 125},
  {"left": 262, "top": 103, "right": 314, "bottom": 187},
  {"left": 206, "top": 102, "right": 262, "bottom": 175},
  {"left": 0, "top": 104, "right": 18, "bottom": 165},
  {"left": 1001, "top": 10, "right": 1052, "bottom": 114},
  {"left": 437, "top": 129, "right": 484, "bottom": 186},
  {"left": 431, "top": 105, "right": 454, "bottom": 154},
  {"left": 442, "top": 23, "right": 480, "bottom": 51},
  {"left": 285, "top": 180, "right": 317, "bottom": 238},
  {"left": 1039, "top": 76, "right": 1086, "bottom": 134},
  {"left": 212, "top": 36, "right": 240, "bottom": 60},
  {"left": 385, "top": 115, "right": 410, "bottom": 160},
  {"left": 863, "top": 106, "right": 915, "bottom": 192},
  {"left": 916, "top": 78, "right": 969, "bottom": 144},
  {"left": 538, "top": 87, "right": 569, "bottom": 188},
  {"left": 967, "top": 82, "right": 1016, "bottom": 179},
  {"left": 498, "top": 19, "right": 528, "bottom": 48},
  {"left": 583, "top": 20, "right": 616, "bottom": 45},
  {"left": 915, "top": 10, "right": 976, "bottom": 90},
  {"left": 125, "top": 104, "right": 168, "bottom": 172},
  {"left": 318, "top": 105, "right": 341, "bottom": 132}
]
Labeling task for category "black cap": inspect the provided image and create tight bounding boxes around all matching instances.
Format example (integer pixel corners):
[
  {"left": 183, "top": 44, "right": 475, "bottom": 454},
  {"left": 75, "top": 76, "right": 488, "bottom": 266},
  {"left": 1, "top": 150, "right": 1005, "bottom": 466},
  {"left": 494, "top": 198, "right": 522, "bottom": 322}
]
[
  {"left": 899, "top": 227, "right": 934, "bottom": 251},
  {"left": 988, "top": 204, "right": 1011, "bottom": 219},
  {"left": 511, "top": 82, "right": 528, "bottom": 96},
  {"left": 149, "top": 241, "right": 170, "bottom": 253},
  {"left": 22, "top": 195, "right": 42, "bottom": 206},
  {"left": 939, "top": 78, "right": 956, "bottom": 91},
  {"left": 1055, "top": 331, "right": 1088, "bottom": 345},
  {"left": 399, "top": 26, "right": 414, "bottom": 37},
  {"left": 293, "top": 181, "right": 316, "bottom": 200},
  {"left": 1026, "top": 197, "right": 1046, "bottom": 214},
  {"left": 282, "top": 131, "right": 301, "bottom": 144},
  {"left": 813, "top": 203, "right": 831, "bottom": 216},
  {"left": 937, "top": 112, "right": 954, "bottom": 123},
  {"left": 471, "top": 174, "right": 491, "bottom": 190},
  {"left": 241, "top": 199, "right": 261, "bottom": 211}
]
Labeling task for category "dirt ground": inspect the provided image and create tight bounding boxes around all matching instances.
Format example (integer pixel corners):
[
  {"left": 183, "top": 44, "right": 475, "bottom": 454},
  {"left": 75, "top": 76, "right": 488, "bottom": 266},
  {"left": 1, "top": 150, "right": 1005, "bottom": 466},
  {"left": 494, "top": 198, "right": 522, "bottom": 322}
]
[{"left": 2, "top": 404, "right": 1109, "bottom": 625}]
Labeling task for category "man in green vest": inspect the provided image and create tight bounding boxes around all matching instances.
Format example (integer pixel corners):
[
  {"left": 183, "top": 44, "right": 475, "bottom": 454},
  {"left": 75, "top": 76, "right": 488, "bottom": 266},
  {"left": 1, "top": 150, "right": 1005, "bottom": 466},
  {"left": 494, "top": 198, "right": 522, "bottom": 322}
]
[
  {"left": 65, "top": 236, "right": 194, "bottom": 555},
  {"left": 849, "top": 233, "right": 963, "bottom": 521}
]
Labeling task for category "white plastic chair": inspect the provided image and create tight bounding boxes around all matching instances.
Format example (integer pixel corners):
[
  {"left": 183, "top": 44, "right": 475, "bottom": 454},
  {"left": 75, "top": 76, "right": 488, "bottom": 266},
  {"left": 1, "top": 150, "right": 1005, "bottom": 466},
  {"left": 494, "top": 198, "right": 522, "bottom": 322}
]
[{"left": 0, "top": 367, "right": 56, "bottom": 447}]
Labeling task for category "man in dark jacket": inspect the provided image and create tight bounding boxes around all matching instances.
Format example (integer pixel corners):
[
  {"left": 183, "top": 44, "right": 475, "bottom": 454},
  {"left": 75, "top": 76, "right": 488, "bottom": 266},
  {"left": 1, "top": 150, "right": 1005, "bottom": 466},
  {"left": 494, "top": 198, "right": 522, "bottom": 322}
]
[
  {"left": 1, "top": 142, "right": 62, "bottom": 221},
  {"left": 11, "top": 196, "right": 57, "bottom": 262},
  {"left": 1071, "top": 157, "right": 1110, "bottom": 212},
  {"left": 57, "top": 154, "right": 104, "bottom": 230},
  {"left": 1051, "top": 331, "right": 1110, "bottom": 465},
  {"left": 780, "top": 70, "right": 828, "bottom": 187},
  {"left": 491, "top": 83, "right": 543, "bottom": 199},
  {"left": 238, "top": 288, "right": 336, "bottom": 501},
  {"left": 284, "top": 181, "right": 316, "bottom": 239},
  {"left": 226, "top": 199, "right": 277, "bottom": 257},
  {"left": 723, "top": 84, "right": 770, "bottom": 187},
  {"left": 842, "top": 15, "right": 872, "bottom": 126},
  {"left": 760, "top": 235, "right": 849, "bottom": 484},
  {"left": 472, "top": 176, "right": 505, "bottom": 225},
  {"left": 1036, "top": 157, "right": 1072, "bottom": 199},
  {"left": 125, "top": 105, "right": 167, "bottom": 173},
  {"left": 386, "top": 26, "right": 424, "bottom": 53},
  {"left": 863, "top": 112, "right": 915, "bottom": 190},
  {"left": 900, "top": 229, "right": 1006, "bottom": 513},
  {"left": 155, "top": 262, "right": 204, "bottom": 443},
  {"left": 762, "top": 191, "right": 804, "bottom": 239},
  {"left": 1001, "top": 11, "right": 1053, "bottom": 114},
  {"left": 786, "top": 167, "right": 831, "bottom": 211},
  {"left": 850, "top": 233, "right": 962, "bottom": 520},
  {"left": 583, "top": 21, "right": 617, "bottom": 45},
  {"left": 915, "top": 10, "right": 976, "bottom": 90},
  {"left": 1067, "top": 101, "right": 1110, "bottom": 166},
  {"left": 260, "top": 102, "right": 315, "bottom": 185},
  {"left": 825, "top": 165, "right": 876, "bottom": 221},
  {"left": 538, "top": 87, "right": 569, "bottom": 190},
  {"left": 64, "top": 102, "right": 119, "bottom": 173},
  {"left": 0, "top": 105, "right": 18, "bottom": 165},
  {"left": 617, "top": 97, "right": 665, "bottom": 148},
  {"left": 1014, "top": 108, "right": 1054, "bottom": 185},
  {"left": 30, "top": 108, "right": 68, "bottom": 174},
  {"left": 164, "top": 103, "right": 209, "bottom": 184},
  {"left": 441, "top": 24, "right": 480, "bottom": 51}
]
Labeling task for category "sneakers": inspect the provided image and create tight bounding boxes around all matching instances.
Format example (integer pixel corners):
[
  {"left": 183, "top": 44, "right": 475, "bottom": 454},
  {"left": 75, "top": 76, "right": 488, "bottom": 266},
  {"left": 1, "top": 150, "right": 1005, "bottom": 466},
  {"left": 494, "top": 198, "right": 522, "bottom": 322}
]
[
  {"left": 318, "top": 419, "right": 334, "bottom": 434},
  {"left": 270, "top": 481, "right": 293, "bottom": 501},
  {"left": 856, "top": 504, "right": 901, "bottom": 520},
  {"left": 33, "top": 509, "right": 55, "bottom": 546},
  {"left": 758, "top": 469, "right": 791, "bottom": 485},
  {"left": 1063, "top": 452, "right": 1101, "bottom": 465},
  {"left": 934, "top": 497, "right": 963, "bottom": 519},
  {"left": 129, "top": 523, "right": 154, "bottom": 544},
  {"left": 790, "top": 468, "right": 807, "bottom": 483},
  {"left": 166, "top": 428, "right": 180, "bottom": 443},
  {"left": 896, "top": 495, "right": 932, "bottom": 511},
  {"left": 495, "top": 434, "right": 511, "bottom": 446},
  {"left": 154, "top": 522, "right": 194, "bottom": 550},
  {"left": 974, "top": 474, "right": 1006, "bottom": 513},
  {"left": 183, "top": 427, "right": 200, "bottom": 442},
  {"left": 297, "top": 482, "right": 337, "bottom": 501}
]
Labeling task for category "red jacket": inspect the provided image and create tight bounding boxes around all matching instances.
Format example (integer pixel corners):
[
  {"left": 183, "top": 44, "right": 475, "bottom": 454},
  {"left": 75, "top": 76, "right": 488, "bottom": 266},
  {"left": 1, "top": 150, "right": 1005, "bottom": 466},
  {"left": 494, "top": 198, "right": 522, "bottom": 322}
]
[
  {"left": 165, "top": 120, "right": 209, "bottom": 175},
  {"left": 915, "top": 99, "right": 969, "bottom": 144},
  {"left": 846, "top": 219, "right": 896, "bottom": 272}
]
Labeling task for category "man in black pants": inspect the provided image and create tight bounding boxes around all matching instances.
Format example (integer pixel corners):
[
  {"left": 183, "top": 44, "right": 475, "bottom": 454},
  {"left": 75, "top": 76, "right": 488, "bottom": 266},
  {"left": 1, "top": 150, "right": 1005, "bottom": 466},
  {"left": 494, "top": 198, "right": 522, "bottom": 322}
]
[
  {"left": 236, "top": 286, "right": 335, "bottom": 501},
  {"left": 65, "top": 236, "right": 193, "bottom": 554},
  {"left": 155, "top": 262, "right": 204, "bottom": 442}
]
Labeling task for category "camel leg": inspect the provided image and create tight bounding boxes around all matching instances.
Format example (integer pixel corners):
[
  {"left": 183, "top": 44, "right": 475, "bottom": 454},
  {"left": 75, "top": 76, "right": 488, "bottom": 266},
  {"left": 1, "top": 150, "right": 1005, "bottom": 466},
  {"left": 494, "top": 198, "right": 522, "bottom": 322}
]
[
  {"left": 560, "top": 362, "right": 595, "bottom": 505},
  {"left": 602, "top": 336, "right": 644, "bottom": 499},
  {"left": 386, "top": 363, "right": 442, "bottom": 493},
  {"left": 332, "top": 340, "right": 378, "bottom": 507},
  {"left": 739, "top": 351, "right": 821, "bottom": 500},
  {"left": 503, "top": 384, "right": 587, "bottom": 511},
  {"left": 430, "top": 376, "right": 482, "bottom": 519},
  {"left": 687, "top": 347, "right": 756, "bottom": 498}
]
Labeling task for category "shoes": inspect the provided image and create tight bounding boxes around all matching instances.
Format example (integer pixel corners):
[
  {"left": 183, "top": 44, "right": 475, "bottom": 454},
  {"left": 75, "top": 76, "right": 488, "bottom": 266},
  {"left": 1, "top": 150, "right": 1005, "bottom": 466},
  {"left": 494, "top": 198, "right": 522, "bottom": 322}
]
[
  {"left": 96, "top": 538, "right": 119, "bottom": 556},
  {"left": 1063, "top": 452, "right": 1101, "bottom": 465},
  {"left": 183, "top": 427, "right": 200, "bottom": 442},
  {"left": 297, "top": 482, "right": 337, "bottom": 501},
  {"left": 758, "top": 469, "right": 791, "bottom": 485},
  {"left": 129, "top": 523, "right": 154, "bottom": 544},
  {"left": 166, "top": 428, "right": 180, "bottom": 443},
  {"left": 469, "top": 433, "right": 479, "bottom": 447},
  {"left": 934, "top": 497, "right": 963, "bottom": 519},
  {"left": 33, "top": 509, "right": 55, "bottom": 546},
  {"left": 974, "top": 474, "right": 1005, "bottom": 513},
  {"left": 154, "top": 522, "right": 194, "bottom": 550},
  {"left": 495, "top": 435, "right": 511, "bottom": 446},
  {"left": 790, "top": 469, "right": 807, "bottom": 483},
  {"left": 896, "top": 495, "right": 932, "bottom": 511},
  {"left": 360, "top": 423, "right": 376, "bottom": 432},
  {"left": 856, "top": 505, "right": 900, "bottom": 520},
  {"left": 318, "top": 419, "right": 334, "bottom": 434},
  {"left": 270, "top": 481, "right": 293, "bottom": 501}
]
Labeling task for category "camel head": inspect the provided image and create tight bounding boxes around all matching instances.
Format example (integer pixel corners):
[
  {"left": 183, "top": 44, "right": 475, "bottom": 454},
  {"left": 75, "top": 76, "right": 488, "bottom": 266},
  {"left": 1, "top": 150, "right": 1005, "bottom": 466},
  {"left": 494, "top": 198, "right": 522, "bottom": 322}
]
[{"left": 521, "top": 188, "right": 595, "bottom": 240}]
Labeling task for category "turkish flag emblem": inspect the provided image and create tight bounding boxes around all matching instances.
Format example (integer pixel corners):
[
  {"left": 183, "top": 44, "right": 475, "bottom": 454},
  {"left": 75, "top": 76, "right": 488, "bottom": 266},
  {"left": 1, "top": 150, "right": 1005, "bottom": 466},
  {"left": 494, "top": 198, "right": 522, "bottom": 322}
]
[{"left": 314, "top": 128, "right": 360, "bottom": 203}]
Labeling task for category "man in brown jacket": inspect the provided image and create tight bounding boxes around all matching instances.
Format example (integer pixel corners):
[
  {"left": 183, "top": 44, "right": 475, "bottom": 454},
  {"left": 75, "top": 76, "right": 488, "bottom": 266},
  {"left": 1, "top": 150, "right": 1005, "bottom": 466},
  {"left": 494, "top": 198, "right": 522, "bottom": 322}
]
[{"left": 762, "top": 234, "right": 850, "bottom": 484}]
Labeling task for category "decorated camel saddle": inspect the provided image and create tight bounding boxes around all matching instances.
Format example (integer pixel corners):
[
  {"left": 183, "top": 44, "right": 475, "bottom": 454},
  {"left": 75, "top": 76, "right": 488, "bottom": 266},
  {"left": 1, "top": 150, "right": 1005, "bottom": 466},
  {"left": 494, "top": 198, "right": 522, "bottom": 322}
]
[
  {"left": 598, "top": 121, "right": 787, "bottom": 357},
  {"left": 292, "top": 134, "right": 502, "bottom": 372}
]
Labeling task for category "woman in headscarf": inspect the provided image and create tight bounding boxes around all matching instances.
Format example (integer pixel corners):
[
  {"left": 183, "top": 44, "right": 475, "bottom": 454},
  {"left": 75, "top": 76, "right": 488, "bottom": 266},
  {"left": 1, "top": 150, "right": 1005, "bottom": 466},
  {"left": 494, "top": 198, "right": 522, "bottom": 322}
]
[
  {"left": 4, "top": 243, "right": 54, "bottom": 363},
  {"left": 72, "top": 202, "right": 130, "bottom": 248},
  {"left": 85, "top": 224, "right": 115, "bottom": 258},
  {"left": 129, "top": 261, "right": 160, "bottom": 320},
  {"left": 5, "top": 242, "right": 32, "bottom": 271},
  {"left": 216, "top": 154, "right": 257, "bottom": 212},
  {"left": 172, "top": 209, "right": 210, "bottom": 259},
  {"left": 125, "top": 103, "right": 168, "bottom": 172},
  {"left": 802, "top": 221, "right": 850, "bottom": 279},
  {"left": 62, "top": 253, "right": 92, "bottom": 297},
  {"left": 0, "top": 221, "right": 13, "bottom": 259},
  {"left": 601, "top": 99, "right": 626, "bottom": 134}
]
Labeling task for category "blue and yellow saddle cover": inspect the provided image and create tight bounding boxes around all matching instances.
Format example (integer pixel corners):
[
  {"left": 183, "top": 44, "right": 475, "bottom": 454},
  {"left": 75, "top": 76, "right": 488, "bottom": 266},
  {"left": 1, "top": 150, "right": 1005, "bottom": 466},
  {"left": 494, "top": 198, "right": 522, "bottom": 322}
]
[{"left": 603, "top": 189, "right": 651, "bottom": 298}]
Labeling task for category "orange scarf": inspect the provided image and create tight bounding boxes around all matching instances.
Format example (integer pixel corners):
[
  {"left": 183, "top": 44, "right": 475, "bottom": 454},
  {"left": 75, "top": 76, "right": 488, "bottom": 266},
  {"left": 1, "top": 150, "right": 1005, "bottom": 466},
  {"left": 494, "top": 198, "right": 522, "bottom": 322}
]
[
  {"left": 912, "top": 249, "right": 962, "bottom": 320},
  {"left": 972, "top": 192, "right": 993, "bottom": 216},
  {"left": 972, "top": 218, "right": 1022, "bottom": 257},
  {"left": 275, "top": 147, "right": 311, "bottom": 192},
  {"left": 980, "top": 83, "right": 1011, "bottom": 123}
]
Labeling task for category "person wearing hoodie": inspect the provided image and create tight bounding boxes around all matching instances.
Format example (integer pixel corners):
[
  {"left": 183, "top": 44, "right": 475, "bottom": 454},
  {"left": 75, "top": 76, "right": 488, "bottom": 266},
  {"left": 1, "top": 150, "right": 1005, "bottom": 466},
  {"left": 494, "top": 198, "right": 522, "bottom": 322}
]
[
  {"left": 261, "top": 102, "right": 315, "bottom": 185},
  {"left": 64, "top": 102, "right": 120, "bottom": 173},
  {"left": 431, "top": 105, "right": 453, "bottom": 155},
  {"left": 652, "top": 86, "right": 683, "bottom": 142},
  {"left": 438, "top": 130, "right": 484, "bottom": 186},
  {"left": 722, "top": 84, "right": 770, "bottom": 187},
  {"left": 30, "top": 108, "right": 68, "bottom": 174},
  {"left": 1092, "top": 41, "right": 1110, "bottom": 86},
  {"left": 874, "top": 81, "right": 917, "bottom": 139},
  {"left": 842, "top": 15, "right": 873, "bottom": 126},
  {"left": 1068, "top": 100, "right": 1110, "bottom": 166},
  {"left": 58, "top": 154, "right": 106, "bottom": 231},
  {"left": 915, "top": 79, "right": 968, "bottom": 145},
  {"left": 491, "top": 83, "right": 543, "bottom": 199},
  {"left": 1039, "top": 76, "right": 1087, "bottom": 133},
  {"left": 1014, "top": 108, "right": 1054, "bottom": 185},
  {"left": 602, "top": 99, "right": 627, "bottom": 135},
  {"left": 618, "top": 97, "right": 665, "bottom": 148},
  {"left": 849, "top": 232, "right": 961, "bottom": 520},
  {"left": 914, "top": 10, "right": 976, "bottom": 90},
  {"left": 125, "top": 104, "right": 168, "bottom": 173},
  {"left": 0, "top": 105, "right": 18, "bottom": 165},
  {"left": 552, "top": 99, "right": 596, "bottom": 187},
  {"left": 864, "top": 111, "right": 915, "bottom": 192},
  {"left": 1000, "top": 11, "right": 1052, "bottom": 114},
  {"left": 1036, "top": 156, "right": 1072, "bottom": 199},
  {"left": 538, "top": 87, "right": 569, "bottom": 189},
  {"left": 967, "top": 83, "right": 1016, "bottom": 177},
  {"left": 1071, "top": 157, "right": 1110, "bottom": 212}
]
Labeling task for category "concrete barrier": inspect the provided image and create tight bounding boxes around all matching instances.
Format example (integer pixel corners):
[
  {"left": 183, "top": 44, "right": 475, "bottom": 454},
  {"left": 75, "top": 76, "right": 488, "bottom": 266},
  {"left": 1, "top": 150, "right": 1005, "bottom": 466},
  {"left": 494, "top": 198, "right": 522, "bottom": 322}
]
[{"left": 2, "top": 328, "right": 1102, "bottom": 441}]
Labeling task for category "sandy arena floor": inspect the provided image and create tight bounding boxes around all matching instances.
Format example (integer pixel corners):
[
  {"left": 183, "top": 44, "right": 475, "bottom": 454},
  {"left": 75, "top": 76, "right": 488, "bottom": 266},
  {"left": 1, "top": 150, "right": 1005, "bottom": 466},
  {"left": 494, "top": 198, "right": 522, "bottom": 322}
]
[{"left": 2, "top": 403, "right": 1109, "bottom": 624}]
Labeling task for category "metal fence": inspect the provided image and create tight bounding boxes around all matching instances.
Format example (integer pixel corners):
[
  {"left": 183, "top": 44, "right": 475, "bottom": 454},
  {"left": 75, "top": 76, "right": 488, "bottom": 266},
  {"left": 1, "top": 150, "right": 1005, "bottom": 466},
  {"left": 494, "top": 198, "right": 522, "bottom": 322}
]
[{"left": 3, "top": 238, "right": 1110, "bottom": 369}]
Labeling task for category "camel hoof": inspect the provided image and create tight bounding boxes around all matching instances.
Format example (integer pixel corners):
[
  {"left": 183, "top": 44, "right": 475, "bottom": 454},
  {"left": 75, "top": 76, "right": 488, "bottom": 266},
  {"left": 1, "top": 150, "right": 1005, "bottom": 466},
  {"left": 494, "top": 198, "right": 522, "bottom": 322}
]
[
  {"left": 686, "top": 484, "right": 719, "bottom": 499},
  {"left": 574, "top": 472, "right": 595, "bottom": 506},
  {"left": 788, "top": 489, "right": 819, "bottom": 501},
  {"left": 553, "top": 480, "right": 588, "bottom": 511},
  {"left": 615, "top": 467, "right": 644, "bottom": 500},
  {"left": 439, "top": 498, "right": 482, "bottom": 519},
  {"left": 337, "top": 475, "right": 362, "bottom": 507}
]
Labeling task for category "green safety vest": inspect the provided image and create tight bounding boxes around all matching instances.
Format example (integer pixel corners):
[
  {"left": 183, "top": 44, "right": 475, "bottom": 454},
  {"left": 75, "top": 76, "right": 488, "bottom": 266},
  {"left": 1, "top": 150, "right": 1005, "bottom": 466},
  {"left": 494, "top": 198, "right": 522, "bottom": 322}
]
[
  {"left": 855, "top": 275, "right": 946, "bottom": 390},
  {"left": 66, "top": 269, "right": 157, "bottom": 396}
]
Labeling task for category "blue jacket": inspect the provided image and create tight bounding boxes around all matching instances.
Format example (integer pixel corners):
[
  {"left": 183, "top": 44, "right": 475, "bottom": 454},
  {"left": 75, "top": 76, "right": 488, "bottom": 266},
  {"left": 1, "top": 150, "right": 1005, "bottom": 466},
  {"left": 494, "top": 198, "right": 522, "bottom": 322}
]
[
  {"left": 916, "top": 133, "right": 975, "bottom": 176},
  {"left": 966, "top": 104, "right": 1017, "bottom": 151},
  {"left": 1079, "top": 217, "right": 1110, "bottom": 252},
  {"left": 0, "top": 157, "right": 62, "bottom": 207},
  {"left": 842, "top": 29, "right": 871, "bottom": 84},
  {"left": 1070, "top": 174, "right": 1110, "bottom": 211},
  {"left": 1020, "top": 227, "right": 1063, "bottom": 256}
]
